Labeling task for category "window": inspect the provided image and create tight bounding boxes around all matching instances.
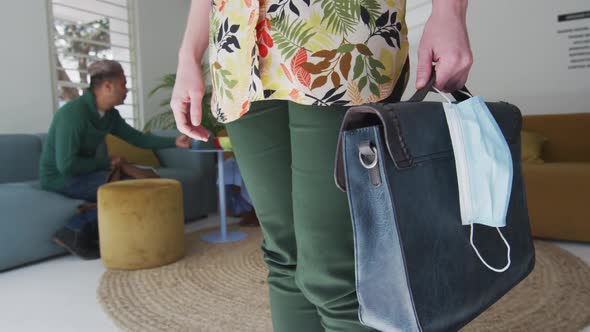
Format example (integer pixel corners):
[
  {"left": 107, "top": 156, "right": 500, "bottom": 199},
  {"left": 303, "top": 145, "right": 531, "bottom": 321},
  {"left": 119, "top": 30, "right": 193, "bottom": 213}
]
[{"left": 49, "top": 0, "right": 139, "bottom": 127}]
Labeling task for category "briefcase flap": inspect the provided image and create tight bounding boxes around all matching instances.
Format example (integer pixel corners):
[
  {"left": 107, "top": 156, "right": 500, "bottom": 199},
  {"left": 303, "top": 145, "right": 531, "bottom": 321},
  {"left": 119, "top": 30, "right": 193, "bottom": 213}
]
[{"left": 334, "top": 101, "right": 522, "bottom": 192}]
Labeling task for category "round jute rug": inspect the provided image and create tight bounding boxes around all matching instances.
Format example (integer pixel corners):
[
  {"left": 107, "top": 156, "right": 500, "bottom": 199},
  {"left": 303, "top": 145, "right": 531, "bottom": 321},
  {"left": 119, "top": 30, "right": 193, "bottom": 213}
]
[{"left": 97, "top": 226, "right": 590, "bottom": 332}]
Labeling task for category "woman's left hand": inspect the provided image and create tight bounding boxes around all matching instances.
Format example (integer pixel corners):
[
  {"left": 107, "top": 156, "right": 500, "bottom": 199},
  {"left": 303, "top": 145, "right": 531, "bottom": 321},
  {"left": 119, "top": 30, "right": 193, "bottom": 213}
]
[{"left": 415, "top": 0, "right": 473, "bottom": 92}]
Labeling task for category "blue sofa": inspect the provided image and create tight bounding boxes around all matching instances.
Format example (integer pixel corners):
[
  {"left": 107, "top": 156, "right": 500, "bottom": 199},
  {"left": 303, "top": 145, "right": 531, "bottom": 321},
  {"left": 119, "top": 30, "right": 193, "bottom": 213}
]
[{"left": 0, "top": 130, "right": 218, "bottom": 272}]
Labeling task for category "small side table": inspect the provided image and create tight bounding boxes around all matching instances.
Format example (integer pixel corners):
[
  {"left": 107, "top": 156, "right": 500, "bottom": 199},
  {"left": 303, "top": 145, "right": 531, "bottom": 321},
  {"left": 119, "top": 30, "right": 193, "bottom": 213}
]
[{"left": 188, "top": 148, "right": 247, "bottom": 243}]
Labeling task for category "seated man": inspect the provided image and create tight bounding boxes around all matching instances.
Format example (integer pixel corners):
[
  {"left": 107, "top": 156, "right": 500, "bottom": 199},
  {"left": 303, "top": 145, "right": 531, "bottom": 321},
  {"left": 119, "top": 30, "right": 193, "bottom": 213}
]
[{"left": 40, "top": 59, "right": 193, "bottom": 259}]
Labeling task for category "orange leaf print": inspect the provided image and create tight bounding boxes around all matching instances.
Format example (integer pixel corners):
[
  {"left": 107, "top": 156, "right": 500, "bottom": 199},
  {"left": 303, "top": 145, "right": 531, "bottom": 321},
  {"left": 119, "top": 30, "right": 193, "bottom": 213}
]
[
  {"left": 290, "top": 48, "right": 307, "bottom": 73},
  {"left": 340, "top": 53, "right": 352, "bottom": 79},
  {"left": 281, "top": 64, "right": 294, "bottom": 83},
  {"left": 356, "top": 44, "right": 373, "bottom": 56},
  {"left": 311, "top": 75, "right": 328, "bottom": 90},
  {"left": 331, "top": 71, "right": 341, "bottom": 87},
  {"left": 244, "top": 0, "right": 252, "bottom": 7},
  {"left": 291, "top": 48, "right": 310, "bottom": 88},
  {"left": 240, "top": 100, "right": 250, "bottom": 117},
  {"left": 289, "top": 89, "right": 300, "bottom": 99},
  {"left": 316, "top": 60, "right": 330, "bottom": 71},
  {"left": 347, "top": 81, "right": 363, "bottom": 105},
  {"left": 311, "top": 50, "right": 337, "bottom": 60},
  {"left": 301, "top": 62, "right": 321, "bottom": 74},
  {"left": 296, "top": 70, "right": 311, "bottom": 88}
]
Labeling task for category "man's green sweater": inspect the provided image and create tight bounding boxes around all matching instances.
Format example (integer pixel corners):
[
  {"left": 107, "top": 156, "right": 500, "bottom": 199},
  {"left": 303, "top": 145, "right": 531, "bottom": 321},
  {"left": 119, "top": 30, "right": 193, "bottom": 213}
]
[{"left": 40, "top": 89, "right": 176, "bottom": 191}]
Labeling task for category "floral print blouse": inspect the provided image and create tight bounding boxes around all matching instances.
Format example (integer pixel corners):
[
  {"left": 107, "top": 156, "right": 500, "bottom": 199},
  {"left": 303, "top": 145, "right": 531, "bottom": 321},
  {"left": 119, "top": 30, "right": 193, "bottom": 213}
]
[{"left": 209, "top": 0, "right": 409, "bottom": 123}]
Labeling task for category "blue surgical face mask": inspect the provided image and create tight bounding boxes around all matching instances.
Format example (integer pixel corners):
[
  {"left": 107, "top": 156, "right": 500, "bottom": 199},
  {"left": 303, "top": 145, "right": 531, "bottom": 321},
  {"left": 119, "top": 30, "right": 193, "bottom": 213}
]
[{"left": 440, "top": 90, "right": 513, "bottom": 273}]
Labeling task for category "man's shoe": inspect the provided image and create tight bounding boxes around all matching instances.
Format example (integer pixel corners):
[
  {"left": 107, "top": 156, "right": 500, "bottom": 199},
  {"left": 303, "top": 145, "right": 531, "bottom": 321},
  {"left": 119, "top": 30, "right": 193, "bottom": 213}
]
[{"left": 52, "top": 227, "right": 100, "bottom": 260}]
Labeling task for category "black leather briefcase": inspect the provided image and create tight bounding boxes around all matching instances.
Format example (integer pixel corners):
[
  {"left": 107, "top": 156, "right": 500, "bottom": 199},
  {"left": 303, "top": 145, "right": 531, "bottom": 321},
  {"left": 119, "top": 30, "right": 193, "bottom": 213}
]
[{"left": 334, "top": 75, "right": 535, "bottom": 332}]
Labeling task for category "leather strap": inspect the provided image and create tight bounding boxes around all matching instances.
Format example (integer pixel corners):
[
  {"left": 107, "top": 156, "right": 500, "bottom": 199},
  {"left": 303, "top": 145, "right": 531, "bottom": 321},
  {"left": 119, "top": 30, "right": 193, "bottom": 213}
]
[
  {"left": 335, "top": 67, "right": 475, "bottom": 192},
  {"left": 408, "top": 67, "right": 472, "bottom": 102},
  {"left": 334, "top": 104, "right": 412, "bottom": 192}
]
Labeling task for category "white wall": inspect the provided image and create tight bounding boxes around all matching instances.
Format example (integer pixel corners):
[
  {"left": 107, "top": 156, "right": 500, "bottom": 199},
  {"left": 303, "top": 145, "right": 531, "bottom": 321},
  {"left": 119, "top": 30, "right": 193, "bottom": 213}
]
[
  {"left": 135, "top": 0, "right": 191, "bottom": 127},
  {"left": 404, "top": 0, "right": 590, "bottom": 115},
  {"left": 0, "top": 0, "right": 55, "bottom": 134}
]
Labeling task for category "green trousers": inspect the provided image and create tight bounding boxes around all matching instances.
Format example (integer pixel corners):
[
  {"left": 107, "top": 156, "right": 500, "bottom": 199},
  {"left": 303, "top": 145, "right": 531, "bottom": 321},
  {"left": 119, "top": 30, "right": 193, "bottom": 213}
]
[{"left": 226, "top": 100, "right": 375, "bottom": 331}]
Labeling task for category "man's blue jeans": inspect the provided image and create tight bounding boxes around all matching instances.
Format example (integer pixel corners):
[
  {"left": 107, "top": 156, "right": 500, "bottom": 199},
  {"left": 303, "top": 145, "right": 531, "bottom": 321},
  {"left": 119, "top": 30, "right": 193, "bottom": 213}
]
[
  {"left": 57, "top": 171, "right": 110, "bottom": 232},
  {"left": 58, "top": 171, "right": 110, "bottom": 203}
]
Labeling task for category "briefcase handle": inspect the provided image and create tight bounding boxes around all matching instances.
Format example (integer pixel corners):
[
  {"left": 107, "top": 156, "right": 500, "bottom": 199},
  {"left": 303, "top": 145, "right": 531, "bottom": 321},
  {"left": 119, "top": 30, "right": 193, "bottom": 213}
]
[{"left": 408, "top": 67, "right": 472, "bottom": 102}]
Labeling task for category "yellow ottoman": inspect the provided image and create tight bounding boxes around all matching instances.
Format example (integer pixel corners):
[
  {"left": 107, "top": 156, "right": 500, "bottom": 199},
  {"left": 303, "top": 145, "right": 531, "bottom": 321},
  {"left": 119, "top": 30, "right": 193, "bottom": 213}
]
[{"left": 97, "top": 179, "right": 185, "bottom": 270}]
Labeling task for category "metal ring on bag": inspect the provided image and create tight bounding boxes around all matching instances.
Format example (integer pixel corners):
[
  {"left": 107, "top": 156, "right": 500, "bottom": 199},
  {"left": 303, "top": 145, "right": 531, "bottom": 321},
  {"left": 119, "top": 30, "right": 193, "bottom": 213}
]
[{"left": 359, "top": 145, "right": 378, "bottom": 169}]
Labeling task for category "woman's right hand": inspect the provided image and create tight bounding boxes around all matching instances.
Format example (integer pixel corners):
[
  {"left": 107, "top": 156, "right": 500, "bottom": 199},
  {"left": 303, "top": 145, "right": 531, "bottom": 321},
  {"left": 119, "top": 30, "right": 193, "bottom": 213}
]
[{"left": 170, "top": 55, "right": 211, "bottom": 142}]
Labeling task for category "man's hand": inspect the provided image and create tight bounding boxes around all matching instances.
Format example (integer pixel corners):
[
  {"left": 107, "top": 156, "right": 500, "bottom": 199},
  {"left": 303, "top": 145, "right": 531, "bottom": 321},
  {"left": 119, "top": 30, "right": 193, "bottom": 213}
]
[
  {"left": 416, "top": 0, "right": 472, "bottom": 92},
  {"left": 175, "top": 134, "right": 192, "bottom": 149},
  {"left": 110, "top": 155, "right": 127, "bottom": 168}
]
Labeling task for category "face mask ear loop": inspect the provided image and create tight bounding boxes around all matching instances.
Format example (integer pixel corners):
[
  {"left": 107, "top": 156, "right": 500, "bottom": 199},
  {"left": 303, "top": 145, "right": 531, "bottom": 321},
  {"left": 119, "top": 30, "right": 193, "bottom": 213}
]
[
  {"left": 458, "top": 89, "right": 473, "bottom": 98},
  {"left": 432, "top": 86, "right": 453, "bottom": 104},
  {"left": 470, "top": 223, "right": 512, "bottom": 273}
]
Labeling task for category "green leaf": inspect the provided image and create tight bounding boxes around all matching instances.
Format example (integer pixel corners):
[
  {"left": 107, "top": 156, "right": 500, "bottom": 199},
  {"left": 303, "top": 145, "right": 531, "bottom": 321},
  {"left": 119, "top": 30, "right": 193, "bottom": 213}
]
[
  {"left": 359, "top": 0, "right": 382, "bottom": 27},
  {"left": 159, "top": 98, "right": 171, "bottom": 107},
  {"left": 301, "top": 33, "right": 315, "bottom": 45},
  {"left": 271, "top": 16, "right": 315, "bottom": 59},
  {"left": 226, "top": 80, "right": 238, "bottom": 88},
  {"left": 375, "top": 74, "right": 391, "bottom": 84},
  {"left": 336, "top": 44, "right": 355, "bottom": 53},
  {"left": 147, "top": 75, "right": 176, "bottom": 97},
  {"left": 212, "top": 72, "right": 219, "bottom": 91},
  {"left": 369, "top": 82, "right": 379, "bottom": 97},
  {"left": 222, "top": 75, "right": 231, "bottom": 84},
  {"left": 371, "top": 69, "right": 382, "bottom": 84},
  {"left": 319, "top": 0, "right": 361, "bottom": 34},
  {"left": 368, "top": 57, "right": 385, "bottom": 69},
  {"left": 209, "top": 15, "right": 222, "bottom": 44},
  {"left": 358, "top": 76, "right": 368, "bottom": 91},
  {"left": 353, "top": 55, "right": 364, "bottom": 80},
  {"left": 370, "top": 68, "right": 381, "bottom": 81},
  {"left": 292, "top": 20, "right": 305, "bottom": 40},
  {"left": 147, "top": 83, "right": 170, "bottom": 97},
  {"left": 143, "top": 110, "right": 175, "bottom": 131}
]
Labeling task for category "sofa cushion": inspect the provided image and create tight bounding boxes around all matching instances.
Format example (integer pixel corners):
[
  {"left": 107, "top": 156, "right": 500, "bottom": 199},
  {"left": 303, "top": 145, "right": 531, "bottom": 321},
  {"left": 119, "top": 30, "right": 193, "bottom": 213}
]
[
  {"left": 105, "top": 134, "right": 161, "bottom": 168},
  {"left": 522, "top": 113, "right": 590, "bottom": 163},
  {"left": 0, "top": 134, "right": 42, "bottom": 184},
  {"left": 0, "top": 182, "right": 85, "bottom": 271},
  {"left": 521, "top": 130, "right": 547, "bottom": 164},
  {"left": 152, "top": 131, "right": 216, "bottom": 169}
]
